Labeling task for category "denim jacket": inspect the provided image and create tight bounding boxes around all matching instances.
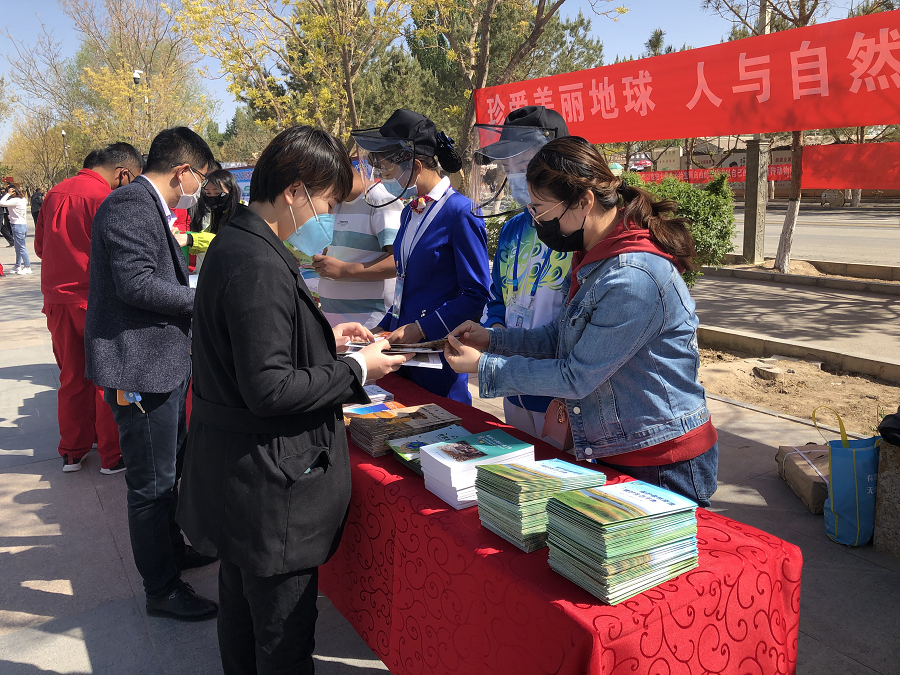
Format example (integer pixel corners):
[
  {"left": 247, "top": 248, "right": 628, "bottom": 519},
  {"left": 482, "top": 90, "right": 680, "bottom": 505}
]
[{"left": 478, "top": 251, "right": 710, "bottom": 461}]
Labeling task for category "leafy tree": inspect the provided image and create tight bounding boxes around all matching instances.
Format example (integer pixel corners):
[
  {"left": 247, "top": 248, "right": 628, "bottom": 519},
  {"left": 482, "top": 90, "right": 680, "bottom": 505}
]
[
  {"left": 0, "top": 108, "right": 92, "bottom": 189},
  {"left": 5, "top": 0, "right": 212, "bottom": 151}
]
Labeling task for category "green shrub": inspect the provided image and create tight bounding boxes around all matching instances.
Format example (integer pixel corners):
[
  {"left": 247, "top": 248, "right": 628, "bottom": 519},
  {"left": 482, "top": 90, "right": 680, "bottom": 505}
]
[
  {"left": 621, "top": 171, "right": 735, "bottom": 286},
  {"left": 485, "top": 215, "right": 509, "bottom": 259}
]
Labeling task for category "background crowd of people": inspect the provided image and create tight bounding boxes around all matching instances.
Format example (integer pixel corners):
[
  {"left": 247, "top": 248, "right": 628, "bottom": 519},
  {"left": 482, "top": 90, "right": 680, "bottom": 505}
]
[{"left": 17, "top": 104, "right": 717, "bottom": 675}]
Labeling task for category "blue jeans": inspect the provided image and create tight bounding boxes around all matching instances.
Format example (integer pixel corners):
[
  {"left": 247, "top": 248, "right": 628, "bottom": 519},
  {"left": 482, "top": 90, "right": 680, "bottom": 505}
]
[
  {"left": 104, "top": 377, "right": 190, "bottom": 596},
  {"left": 12, "top": 224, "right": 29, "bottom": 268},
  {"left": 598, "top": 442, "right": 719, "bottom": 508}
]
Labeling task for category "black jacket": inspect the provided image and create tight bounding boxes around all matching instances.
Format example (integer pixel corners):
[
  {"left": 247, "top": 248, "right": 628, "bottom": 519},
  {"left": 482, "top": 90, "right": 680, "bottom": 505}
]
[
  {"left": 177, "top": 205, "right": 368, "bottom": 576},
  {"left": 84, "top": 176, "right": 193, "bottom": 392}
]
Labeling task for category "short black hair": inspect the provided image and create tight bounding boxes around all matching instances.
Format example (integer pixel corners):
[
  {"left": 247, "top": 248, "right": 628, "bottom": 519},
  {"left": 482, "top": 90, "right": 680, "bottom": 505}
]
[
  {"left": 93, "top": 142, "right": 143, "bottom": 172},
  {"left": 250, "top": 126, "right": 353, "bottom": 204},
  {"left": 144, "top": 127, "right": 215, "bottom": 176},
  {"left": 83, "top": 150, "right": 101, "bottom": 169}
]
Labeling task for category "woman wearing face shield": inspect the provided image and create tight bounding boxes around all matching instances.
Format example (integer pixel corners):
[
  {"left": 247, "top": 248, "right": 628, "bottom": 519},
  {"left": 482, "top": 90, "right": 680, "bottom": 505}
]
[
  {"left": 473, "top": 106, "right": 575, "bottom": 447},
  {"left": 177, "top": 126, "right": 410, "bottom": 675},
  {"left": 352, "top": 109, "right": 491, "bottom": 404},
  {"left": 445, "top": 137, "right": 718, "bottom": 507}
]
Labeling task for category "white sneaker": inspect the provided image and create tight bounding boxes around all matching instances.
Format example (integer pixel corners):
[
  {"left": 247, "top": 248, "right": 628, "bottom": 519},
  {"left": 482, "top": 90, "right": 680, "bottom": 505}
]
[{"left": 17, "top": 267, "right": 33, "bottom": 275}]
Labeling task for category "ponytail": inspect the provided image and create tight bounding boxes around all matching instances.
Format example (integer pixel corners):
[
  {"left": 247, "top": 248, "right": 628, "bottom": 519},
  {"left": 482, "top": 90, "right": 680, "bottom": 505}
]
[{"left": 528, "top": 137, "right": 698, "bottom": 271}]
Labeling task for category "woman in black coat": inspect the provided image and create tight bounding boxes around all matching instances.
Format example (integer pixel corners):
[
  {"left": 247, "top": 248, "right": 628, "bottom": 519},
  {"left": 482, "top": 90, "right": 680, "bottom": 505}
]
[{"left": 178, "top": 126, "right": 408, "bottom": 675}]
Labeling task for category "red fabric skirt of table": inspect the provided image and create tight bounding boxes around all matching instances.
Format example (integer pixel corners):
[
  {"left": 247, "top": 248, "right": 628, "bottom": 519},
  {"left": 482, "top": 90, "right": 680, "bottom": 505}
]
[{"left": 319, "top": 374, "right": 802, "bottom": 675}]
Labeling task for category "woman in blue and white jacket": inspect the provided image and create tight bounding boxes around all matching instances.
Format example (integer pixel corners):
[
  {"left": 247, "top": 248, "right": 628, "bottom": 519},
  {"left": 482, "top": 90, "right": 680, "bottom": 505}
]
[{"left": 446, "top": 137, "right": 718, "bottom": 507}]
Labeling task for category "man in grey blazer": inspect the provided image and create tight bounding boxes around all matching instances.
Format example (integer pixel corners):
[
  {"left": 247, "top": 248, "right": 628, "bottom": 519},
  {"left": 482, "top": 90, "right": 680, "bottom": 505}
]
[{"left": 85, "top": 127, "right": 218, "bottom": 621}]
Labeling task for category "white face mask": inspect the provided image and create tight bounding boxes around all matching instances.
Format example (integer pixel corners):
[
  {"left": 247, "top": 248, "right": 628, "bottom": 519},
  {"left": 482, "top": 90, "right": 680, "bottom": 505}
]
[
  {"left": 506, "top": 172, "right": 530, "bottom": 206},
  {"left": 175, "top": 169, "right": 202, "bottom": 209}
]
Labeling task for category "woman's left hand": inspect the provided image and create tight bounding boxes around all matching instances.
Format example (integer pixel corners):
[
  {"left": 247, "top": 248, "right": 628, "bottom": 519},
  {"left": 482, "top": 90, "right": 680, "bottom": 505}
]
[
  {"left": 333, "top": 322, "right": 374, "bottom": 345},
  {"left": 444, "top": 335, "right": 482, "bottom": 374},
  {"left": 387, "top": 323, "right": 424, "bottom": 345}
]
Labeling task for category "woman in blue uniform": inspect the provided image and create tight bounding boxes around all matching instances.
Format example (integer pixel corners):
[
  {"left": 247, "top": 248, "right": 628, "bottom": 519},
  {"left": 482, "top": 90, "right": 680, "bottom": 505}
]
[{"left": 352, "top": 109, "right": 491, "bottom": 403}]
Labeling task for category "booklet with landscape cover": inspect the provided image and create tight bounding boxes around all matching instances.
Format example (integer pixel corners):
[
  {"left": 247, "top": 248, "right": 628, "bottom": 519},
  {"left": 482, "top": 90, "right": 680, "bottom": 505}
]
[
  {"left": 419, "top": 430, "right": 535, "bottom": 509},
  {"left": 474, "top": 459, "right": 607, "bottom": 552},
  {"left": 386, "top": 425, "right": 471, "bottom": 476},
  {"left": 347, "top": 404, "right": 462, "bottom": 457},
  {"left": 546, "top": 481, "right": 699, "bottom": 605}
]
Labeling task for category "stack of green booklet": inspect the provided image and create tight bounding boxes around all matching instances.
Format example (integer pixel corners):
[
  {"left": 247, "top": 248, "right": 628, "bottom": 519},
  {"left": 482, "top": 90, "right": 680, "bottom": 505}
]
[
  {"left": 386, "top": 425, "right": 470, "bottom": 476},
  {"left": 546, "top": 481, "right": 699, "bottom": 605},
  {"left": 475, "top": 459, "right": 607, "bottom": 552}
]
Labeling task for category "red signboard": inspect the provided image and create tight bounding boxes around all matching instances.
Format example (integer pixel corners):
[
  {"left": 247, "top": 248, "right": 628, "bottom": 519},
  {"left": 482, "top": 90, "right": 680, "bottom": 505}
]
[
  {"left": 642, "top": 164, "right": 793, "bottom": 184},
  {"left": 802, "top": 142, "right": 900, "bottom": 188},
  {"left": 475, "top": 12, "right": 900, "bottom": 142}
]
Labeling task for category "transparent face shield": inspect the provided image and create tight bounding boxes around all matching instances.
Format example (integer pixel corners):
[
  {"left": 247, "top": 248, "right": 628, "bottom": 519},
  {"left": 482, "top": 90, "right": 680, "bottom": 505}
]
[
  {"left": 470, "top": 125, "right": 555, "bottom": 218},
  {"left": 350, "top": 130, "right": 417, "bottom": 208}
]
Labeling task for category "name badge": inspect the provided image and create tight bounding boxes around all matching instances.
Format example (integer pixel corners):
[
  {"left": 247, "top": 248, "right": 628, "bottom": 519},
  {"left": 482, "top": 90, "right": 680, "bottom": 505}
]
[
  {"left": 507, "top": 301, "right": 534, "bottom": 329},
  {"left": 391, "top": 276, "right": 405, "bottom": 320}
]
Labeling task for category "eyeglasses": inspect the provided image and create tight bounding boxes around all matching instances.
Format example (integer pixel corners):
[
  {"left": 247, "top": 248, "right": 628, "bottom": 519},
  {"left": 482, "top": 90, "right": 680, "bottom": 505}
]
[
  {"left": 526, "top": 200, "right": 564, "bottom": 224},
  {"left": 171, "top": 164, "right": 209, "bottom": 188}
]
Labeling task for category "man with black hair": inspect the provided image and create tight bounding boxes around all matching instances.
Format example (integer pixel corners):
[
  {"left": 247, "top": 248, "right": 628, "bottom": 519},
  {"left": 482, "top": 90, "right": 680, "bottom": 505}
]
[
  {"left": 35, "top": 142, "right": 144, "bottom": 477},
  {"left": 85, "top": 127, "right": 219, "bottom": 622}
]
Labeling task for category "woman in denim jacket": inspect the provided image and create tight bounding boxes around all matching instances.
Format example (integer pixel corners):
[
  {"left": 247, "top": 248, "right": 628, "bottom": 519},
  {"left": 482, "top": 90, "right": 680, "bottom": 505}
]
[{"left": 445, "top": 137, "right": 717, "bottom": 506}]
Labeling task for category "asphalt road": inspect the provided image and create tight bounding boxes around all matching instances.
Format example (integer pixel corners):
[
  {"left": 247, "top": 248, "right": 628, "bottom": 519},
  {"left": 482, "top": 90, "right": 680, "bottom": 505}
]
[{"left": 731, "top": 203, "right": 900, "bottom": 264}]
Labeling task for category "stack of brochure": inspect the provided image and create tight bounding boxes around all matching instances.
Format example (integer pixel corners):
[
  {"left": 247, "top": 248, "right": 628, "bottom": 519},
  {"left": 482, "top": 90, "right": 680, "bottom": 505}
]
[
  {"left": 546, "top": 481, "right": 699, "bottom": 605},
  {"left": 386, "top": 425, "right": 470, "bottom": 476},
  {"left": 419, "top": 430, "right": 534, "bottom": 509},
  {"left": 347, "top": 404, "right": 462, "bottom": 457},
  {"left": 475, "top": 459, "right": 607, "bottom": 552}
]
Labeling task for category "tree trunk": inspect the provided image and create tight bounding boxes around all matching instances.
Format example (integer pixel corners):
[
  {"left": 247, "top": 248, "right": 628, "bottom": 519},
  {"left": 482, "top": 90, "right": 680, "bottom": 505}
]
[
  {"left": 774, "top": 130, "right": 803, "bottom": 274},
  {"left": 851, "top": 188, "right": 862, "bottom": 207}
]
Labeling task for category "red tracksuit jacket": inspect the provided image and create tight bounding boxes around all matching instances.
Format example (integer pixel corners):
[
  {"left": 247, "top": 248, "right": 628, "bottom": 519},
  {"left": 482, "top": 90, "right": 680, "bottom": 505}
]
[{"left": 35, "top": 169, "right": 112, "bottom": 308}]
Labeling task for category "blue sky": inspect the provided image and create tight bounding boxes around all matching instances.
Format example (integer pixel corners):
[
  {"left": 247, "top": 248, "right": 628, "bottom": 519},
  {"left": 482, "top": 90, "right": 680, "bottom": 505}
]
[{"left": 2, "top": 0, "right": 737, "bottom": 132}]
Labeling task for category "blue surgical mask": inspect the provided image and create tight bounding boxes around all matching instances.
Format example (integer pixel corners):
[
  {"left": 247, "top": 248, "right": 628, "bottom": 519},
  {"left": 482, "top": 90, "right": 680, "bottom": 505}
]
[
  {"left": 381, "top": 177, "right": 415, "bottom": 199},
  {"left": 285, "top": 185, "right": 334, "bottom": 256},
  {"left": 507, "top": 173, "right": 530, "bottom": 206}
]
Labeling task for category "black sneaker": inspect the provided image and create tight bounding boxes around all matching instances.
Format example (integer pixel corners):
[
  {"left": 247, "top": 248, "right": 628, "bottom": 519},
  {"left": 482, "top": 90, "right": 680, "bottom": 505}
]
[
  {"left": 62, "top": 455, "right": 83, "bottom": 473},
  {"left": 146, "top": 582, "right": 218, "bottom": 622},
  {"left": 100, "top": 458, "right": 126, "bottom": 475},
  {"left": 176, "top": 545, "right": 218, "bottom": 571}
]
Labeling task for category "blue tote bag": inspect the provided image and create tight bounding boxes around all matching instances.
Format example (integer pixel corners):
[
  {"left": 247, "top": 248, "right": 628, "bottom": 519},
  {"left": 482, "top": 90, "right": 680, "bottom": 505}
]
[{"left": 814, "top": 407, "right": 881, "bottom": 546}]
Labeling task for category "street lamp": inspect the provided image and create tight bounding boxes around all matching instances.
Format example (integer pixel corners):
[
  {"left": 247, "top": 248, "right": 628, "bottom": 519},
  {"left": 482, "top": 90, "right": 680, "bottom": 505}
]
[{"left": 61, "top": 130, "right": 70, "bottom": 179}]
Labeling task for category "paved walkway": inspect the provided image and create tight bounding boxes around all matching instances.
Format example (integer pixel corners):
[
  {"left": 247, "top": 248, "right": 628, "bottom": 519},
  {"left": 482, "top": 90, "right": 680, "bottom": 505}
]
[
  {"left": 1, "top": 232, "right": 899, "bottom": 674},
  {"left": 691, "top": 275, "right": 900, "bottom": 362}
]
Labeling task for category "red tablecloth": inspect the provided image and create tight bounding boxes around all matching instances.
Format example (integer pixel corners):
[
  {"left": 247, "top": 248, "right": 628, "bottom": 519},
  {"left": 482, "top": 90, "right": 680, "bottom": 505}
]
[{"left": 320, "top": 375, "right": 802, "bottom": 675}]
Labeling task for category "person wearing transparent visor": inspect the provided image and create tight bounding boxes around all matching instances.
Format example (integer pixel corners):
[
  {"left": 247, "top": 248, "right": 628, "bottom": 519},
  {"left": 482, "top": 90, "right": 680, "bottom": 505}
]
[
  {"left": 351, "top": 109, "right": 491, "bottom": 404},
  {"left": 475, "top": 106, "right": 574, "bottom": 446}
]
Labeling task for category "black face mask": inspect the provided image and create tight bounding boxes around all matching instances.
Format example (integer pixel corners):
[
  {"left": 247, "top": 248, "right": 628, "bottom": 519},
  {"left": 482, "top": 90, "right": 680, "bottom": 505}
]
[
  {"left": 206, "top": 193, "right": 230, "bottom": 211},
  {"left": 534, "top": 206, "right": 585, "bottom": 252}
]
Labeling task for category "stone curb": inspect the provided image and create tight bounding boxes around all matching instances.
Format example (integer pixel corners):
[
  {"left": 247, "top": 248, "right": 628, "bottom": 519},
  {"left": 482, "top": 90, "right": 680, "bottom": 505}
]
[
  {"left": 701, "top": 265, "right": 900, "bottom": 296},
  {"left": 720, "top": 255, "right": 900, "bottom": 282},
  {"left": 707, "top": 393, "right": 867, "bottom": 440},
  {"left": 698, "top": 326, "right": 900, "bottom": 386}
]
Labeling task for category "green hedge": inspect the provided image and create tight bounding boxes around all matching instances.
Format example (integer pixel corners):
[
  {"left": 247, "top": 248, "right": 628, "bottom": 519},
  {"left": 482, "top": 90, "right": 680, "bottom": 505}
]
[
  {"left": 483, "top": 172, "right": 735, "bottom": 286},
  {"left": 621, "top": 171, "right": 735, "bottom": 286}
]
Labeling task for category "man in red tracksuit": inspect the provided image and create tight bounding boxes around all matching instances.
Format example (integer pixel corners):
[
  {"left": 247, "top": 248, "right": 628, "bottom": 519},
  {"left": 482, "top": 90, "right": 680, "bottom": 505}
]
[{"left": 35, "top": 143, "right": 144, "bottom": 473}]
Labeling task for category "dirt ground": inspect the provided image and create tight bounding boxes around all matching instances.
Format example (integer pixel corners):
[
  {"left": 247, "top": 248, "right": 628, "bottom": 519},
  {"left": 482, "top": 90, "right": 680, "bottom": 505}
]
[
  {"left": 729, "top": 259, "right": 900, "bottom": 284},
  {"left": 699, "top": 349, "right": 899, "bottom": 436}
]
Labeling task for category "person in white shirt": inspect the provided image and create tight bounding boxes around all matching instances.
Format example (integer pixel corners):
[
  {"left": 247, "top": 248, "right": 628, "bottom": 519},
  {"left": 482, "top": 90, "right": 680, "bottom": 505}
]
[
  {"left": 312, "top": 164, "right": 402, "bottom": 329},
  {"left": 0, "top": 185, "right": 31, "bottom": 274}
]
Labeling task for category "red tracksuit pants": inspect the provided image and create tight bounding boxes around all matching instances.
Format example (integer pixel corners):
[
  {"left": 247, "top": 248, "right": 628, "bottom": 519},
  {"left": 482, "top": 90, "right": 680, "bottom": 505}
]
[{"left": 44, "top": 303, "right": 122, "bottom": 469}]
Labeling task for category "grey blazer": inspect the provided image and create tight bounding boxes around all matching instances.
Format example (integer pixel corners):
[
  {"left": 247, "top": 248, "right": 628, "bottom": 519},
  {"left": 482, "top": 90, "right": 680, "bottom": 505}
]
[{"left": 84, "top": 176, "right": 194, "bottom": 393}]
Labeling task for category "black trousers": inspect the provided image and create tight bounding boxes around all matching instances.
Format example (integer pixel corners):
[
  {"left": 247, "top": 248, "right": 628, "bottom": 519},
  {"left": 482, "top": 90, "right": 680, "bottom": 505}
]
[
  {"left": 104, "top": 377, "right": 189, "bottom": 596},
  {"left": 218, "top": 559, "right": 319, "bottom": 675}
]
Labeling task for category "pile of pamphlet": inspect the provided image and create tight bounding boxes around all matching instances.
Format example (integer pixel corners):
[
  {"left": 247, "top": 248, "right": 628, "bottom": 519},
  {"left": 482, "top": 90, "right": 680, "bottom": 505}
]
[
  {"left": 419, "top": 429, "right": 534, "bottom": 509},
  {"left": 347, "top": 404, "right": 461, "bottom": 457},
  {"left": 475, "top": 459, "right": 607, "bottom": 552},
  {"left": 362, "top": 385, "right": 393, "bottom": 404},
  {"left": 546, "top": 481, "right": 699, "bottom": 605},
  {"left": 386, "top": 425, "right": 470, "bottom": 476}
]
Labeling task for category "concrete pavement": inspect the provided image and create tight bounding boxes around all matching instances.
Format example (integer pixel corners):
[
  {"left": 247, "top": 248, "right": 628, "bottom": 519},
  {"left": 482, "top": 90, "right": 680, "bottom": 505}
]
[
  {"left": 2, "top": 229, "right": 899, "bottom": 674},
  {"left": 690, "top": 274, "right": 900, "bottom": 364}
]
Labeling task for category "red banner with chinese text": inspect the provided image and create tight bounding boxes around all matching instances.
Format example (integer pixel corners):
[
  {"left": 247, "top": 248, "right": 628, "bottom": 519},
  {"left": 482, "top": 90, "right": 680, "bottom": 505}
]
[
  {"left": 802, "top": 142, "right": 900, "bottom": 188},
  {"left": 474, "top": 12, "right": 900, "bottom": 142},
  {"left": 642, "top": 164, "right": 793, "bottom": 183}
]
